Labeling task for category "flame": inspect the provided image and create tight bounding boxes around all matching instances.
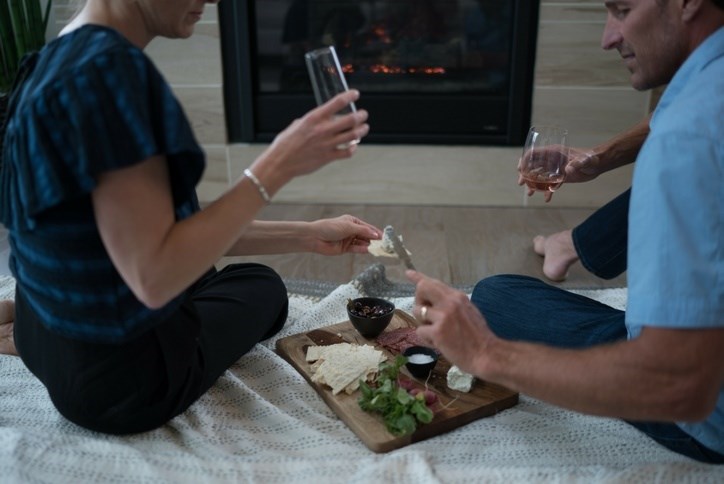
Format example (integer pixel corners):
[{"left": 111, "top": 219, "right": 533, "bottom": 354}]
[
  {"left": 368, "top": 64, "right": 446, "bottom": 75},
  {"left": 340, "top": 58, "right": 446, "bottom": 76},
  {"left": 371, "top": 26, "right": 392, "bottom": 44}
]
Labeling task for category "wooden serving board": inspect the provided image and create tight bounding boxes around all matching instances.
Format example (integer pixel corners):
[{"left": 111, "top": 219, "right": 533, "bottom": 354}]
[{"left": 275, "top": 309, "right": 519, "bottom": 453}]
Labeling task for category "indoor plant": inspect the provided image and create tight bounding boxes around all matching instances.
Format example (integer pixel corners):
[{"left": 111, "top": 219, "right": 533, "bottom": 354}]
[
  {"left": 0, "top": 0, "right": 52, "bottom": 145},
  {"left": 0, "top": 0, "right": 52, "bottom": 93}
]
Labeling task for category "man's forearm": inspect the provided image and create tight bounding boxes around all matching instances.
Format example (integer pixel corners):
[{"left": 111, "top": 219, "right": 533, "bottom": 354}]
[
  {"left": 591, "top": 115, "right": 651, "bottom": 174},
  {"left": 483, "top": 326, "right": 722, "bottom": 422}
]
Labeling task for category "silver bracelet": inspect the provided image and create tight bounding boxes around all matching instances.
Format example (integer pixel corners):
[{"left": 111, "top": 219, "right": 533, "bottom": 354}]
[{"left": 243, "top": 168, "right": 271, "bottom": 204}]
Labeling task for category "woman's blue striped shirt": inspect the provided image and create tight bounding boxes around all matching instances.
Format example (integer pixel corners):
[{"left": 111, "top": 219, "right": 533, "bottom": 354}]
[{"left": 0, "top": 25, "right": 206, "bottom": 343}]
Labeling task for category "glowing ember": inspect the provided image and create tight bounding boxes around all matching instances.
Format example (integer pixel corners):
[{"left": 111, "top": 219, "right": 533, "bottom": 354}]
[{"left": 368, "top": 64, "right": 446, "bottom": 75}]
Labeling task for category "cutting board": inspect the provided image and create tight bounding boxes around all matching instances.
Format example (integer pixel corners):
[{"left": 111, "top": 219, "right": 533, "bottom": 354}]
[{"left": 275, "top": 309, "right": 519, "bottom": 453}]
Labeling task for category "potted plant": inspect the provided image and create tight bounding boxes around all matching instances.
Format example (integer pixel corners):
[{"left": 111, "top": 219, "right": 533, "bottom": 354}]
[
  {"left": 0, "top": 0, "right": 52, "bottom": 92},
  {"left": 0, "top": 0, "right": 52, "bottom": 142}
]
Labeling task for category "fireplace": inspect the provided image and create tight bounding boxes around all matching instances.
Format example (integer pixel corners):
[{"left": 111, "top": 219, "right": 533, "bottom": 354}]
[{"left": 219, "top": 1, "right": 539, "bottom": 145}]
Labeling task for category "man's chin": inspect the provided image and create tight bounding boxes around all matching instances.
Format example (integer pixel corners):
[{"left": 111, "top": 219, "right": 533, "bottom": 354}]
[{"left": 629, "top": 73, "right": 652, "bottom": 92}]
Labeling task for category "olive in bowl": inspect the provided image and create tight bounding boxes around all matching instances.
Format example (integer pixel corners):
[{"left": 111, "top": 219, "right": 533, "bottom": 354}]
[
  {"left": 402, "top": 345, "right": 439, "bottom": 379},
  {"left": 346, "top": 297, "right": 395, "bottom": 338}
]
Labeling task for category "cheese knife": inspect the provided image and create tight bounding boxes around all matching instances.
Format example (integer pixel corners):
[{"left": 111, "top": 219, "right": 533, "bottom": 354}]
[{"left": 390, "top": 232, "right": 416, "bottom": 271}]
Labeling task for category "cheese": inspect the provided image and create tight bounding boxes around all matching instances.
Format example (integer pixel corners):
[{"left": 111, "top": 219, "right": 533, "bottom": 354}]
[
  {"left": 381, "top": 226, "right": 396, "bottom": 254},
  {"left": 367, "top": 225, "right": 412, "bottom": 258},
  {"left": 367, "top": 239, "right": 397, "bottom": 257},
  {"left": 447, "top": 365, "right": 475, "bottom": 392}
]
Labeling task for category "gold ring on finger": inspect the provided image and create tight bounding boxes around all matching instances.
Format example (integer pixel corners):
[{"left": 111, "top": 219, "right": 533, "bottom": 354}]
[{"left": 420, "top": 305, "right": 428, "bottom": 321}]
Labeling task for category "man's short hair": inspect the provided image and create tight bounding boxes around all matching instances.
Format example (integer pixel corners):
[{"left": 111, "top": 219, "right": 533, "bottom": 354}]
[{"left": 671, "top": 0, "right": 724, "bottom": 10}]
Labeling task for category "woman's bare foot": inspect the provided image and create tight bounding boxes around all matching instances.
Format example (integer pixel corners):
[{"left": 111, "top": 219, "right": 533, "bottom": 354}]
[
  {"left": 533, "top": 230, "right": 579, "bottom": 282},
  {"left": 0, "top": 299, "right": 18, "bottom": 356}
]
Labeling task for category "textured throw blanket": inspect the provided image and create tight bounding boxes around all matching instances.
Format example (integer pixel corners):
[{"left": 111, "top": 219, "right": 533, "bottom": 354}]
[{"left": 0, "top": 265, "right": 722, "bottom": 483}]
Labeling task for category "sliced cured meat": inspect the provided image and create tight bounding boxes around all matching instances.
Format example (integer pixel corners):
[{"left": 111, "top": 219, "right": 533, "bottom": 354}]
[
  {"left": 376, "top": 327, "right": 433, "bottom": 354},
  {"left": 376, "top": 327, "right": 413, "bottom": 347}
]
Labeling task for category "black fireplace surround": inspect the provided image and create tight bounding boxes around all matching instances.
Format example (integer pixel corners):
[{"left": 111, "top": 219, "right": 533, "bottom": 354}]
[{"left": 219, "top": 1, "right": 539, "bottom": 145}]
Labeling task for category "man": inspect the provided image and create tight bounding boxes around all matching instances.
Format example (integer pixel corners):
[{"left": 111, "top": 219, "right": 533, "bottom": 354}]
[{"left": 409, "top": 0, "right": 724, "bottom": 463}]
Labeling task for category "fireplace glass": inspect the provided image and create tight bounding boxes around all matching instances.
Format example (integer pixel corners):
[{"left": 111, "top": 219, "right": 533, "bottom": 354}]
[{"left": 219, "top": 1, "right": 539, "bottom": 145}]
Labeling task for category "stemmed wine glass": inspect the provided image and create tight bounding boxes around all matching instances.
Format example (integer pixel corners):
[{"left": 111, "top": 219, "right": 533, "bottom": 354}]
[{"left": 519, "top": 125, "right": 569, "bottom": 193}]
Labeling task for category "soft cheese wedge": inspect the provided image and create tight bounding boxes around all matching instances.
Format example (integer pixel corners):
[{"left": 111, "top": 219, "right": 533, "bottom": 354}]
[
  {"left": 447, "top": 365, "right": 475, "bottom": 392},
  {"left": 368, "top": 225, "right": 411, "bottom": 258}
]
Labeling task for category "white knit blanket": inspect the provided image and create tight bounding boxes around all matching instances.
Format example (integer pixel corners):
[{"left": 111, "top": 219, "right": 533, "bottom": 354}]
[{"left": 0, "top": 266, "right": 721, "bottom": 483}]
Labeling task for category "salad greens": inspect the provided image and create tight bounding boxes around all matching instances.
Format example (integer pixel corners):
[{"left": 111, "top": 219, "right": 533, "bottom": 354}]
[{"left": 358, "top": 355, "right": 434, "bottom": 436}]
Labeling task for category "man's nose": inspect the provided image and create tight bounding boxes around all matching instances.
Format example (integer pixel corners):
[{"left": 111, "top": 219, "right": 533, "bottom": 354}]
[{"left": 601, "top": 15, "right": 622, "bottom": 51}]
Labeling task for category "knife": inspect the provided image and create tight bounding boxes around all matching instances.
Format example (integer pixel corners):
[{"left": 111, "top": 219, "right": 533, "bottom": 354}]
[{"left": 390, "top": 231, "right": 416, "bottom": 271}]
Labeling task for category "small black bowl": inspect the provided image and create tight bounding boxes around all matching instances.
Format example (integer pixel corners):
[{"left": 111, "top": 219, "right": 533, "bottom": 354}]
[
  {"left": 403, "top": 345, "right": 439, "bottom": 379},
  {"left": 346, "top": 297, "right": 395, "bottom": 338}
]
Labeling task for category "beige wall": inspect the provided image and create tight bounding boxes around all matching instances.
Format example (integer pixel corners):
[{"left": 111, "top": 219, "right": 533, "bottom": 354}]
[{"left": 53, "top": 1, "right": 645, "bottom": 208}]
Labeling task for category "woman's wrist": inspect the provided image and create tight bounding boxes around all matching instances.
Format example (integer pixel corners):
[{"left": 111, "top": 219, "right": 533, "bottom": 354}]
[
  {"left": 246, "top": 150, "right": 295, "bottom": 201},
  {"left": 243, "top": 169, "right": 271, "bottom": 204}
]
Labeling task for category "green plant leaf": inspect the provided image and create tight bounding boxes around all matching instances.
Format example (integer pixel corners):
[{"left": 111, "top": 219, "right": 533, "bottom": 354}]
[
  {"left": 9, "top": 0, "right": 28, "bottom": 60},
  {"left": 357, "top": 353, "right": 435, "bottom": 436},
  {"left": 0, "top": 1, "right": 19, "bottom": 92},
  {"left": 27, "top": 0, "right": 44, "bottom": 48},
  {"left": 0, "top": 0, "right": 52, "bottom": 94},
  {"left": 411, "top": 400, "right": 434, "bottom": 423}
]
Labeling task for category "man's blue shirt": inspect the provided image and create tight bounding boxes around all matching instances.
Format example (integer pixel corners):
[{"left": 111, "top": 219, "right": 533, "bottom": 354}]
[{"left": 626, "top": 27, "right": 724, "bottom": 454}]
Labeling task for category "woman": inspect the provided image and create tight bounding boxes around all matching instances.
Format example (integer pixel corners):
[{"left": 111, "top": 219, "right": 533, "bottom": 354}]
[{"left": 0, "top": 0, "right": 377, "bottom": 434}]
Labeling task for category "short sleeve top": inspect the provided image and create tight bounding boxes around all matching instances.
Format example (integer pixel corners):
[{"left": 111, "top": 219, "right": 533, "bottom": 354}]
[
  {"left": 625, "top": 27, "right": 724, "bottom": 455},
  {"left": 0, "top": 25, "right": 206, "bottom": 343}
]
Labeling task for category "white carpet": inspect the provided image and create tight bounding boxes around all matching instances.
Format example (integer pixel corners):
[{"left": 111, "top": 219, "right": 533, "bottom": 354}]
[{"left": 0, "top": 267, "right": 721, "bottom": 483}]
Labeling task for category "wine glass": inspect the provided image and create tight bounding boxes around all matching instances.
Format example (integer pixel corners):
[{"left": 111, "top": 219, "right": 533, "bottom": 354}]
[
  {"left": 519, "top": 126, "right": 569, "bottom": 193},
  {"left": 305, "top": 45, "right": 359, "bottom": 147}
]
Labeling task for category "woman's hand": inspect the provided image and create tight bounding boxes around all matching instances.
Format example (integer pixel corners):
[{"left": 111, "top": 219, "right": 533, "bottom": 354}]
[
  {"left": 407, "top": 270, "right": 495, "bottom": 376},
  {"left": 252, "top": 90, "right": 370, "bottom": 185},
  {"left": 308, "top": 215, "right": 381, "bottom": 256}
]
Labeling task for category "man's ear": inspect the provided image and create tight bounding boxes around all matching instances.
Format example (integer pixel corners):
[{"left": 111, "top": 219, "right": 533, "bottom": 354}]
[{"left": 680, "top": 0, "right": 705, "bottom": 22}]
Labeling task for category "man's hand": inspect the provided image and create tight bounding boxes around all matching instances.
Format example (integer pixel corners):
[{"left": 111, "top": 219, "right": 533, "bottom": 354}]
[
  {"left": 518, "top": 147, "right": 600, "bottom": 202},
  {"left": 407, "top": 270, "right": 495, "bottom": 376}
]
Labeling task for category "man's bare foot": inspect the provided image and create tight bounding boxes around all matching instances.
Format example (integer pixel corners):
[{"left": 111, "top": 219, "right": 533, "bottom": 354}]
[
  {"left": 533, "top": 230, "right": 579, "bottom": 282},
  {"left": 0, "top": 299, "right": 18, "bottom": 356}
]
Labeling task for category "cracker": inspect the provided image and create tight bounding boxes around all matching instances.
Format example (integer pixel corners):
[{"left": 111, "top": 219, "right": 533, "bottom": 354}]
[{"left": 306, "top": 343, "right": 386, "bottom": 395}]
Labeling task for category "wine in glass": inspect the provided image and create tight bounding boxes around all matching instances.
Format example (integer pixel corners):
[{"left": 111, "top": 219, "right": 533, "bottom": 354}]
[{"left": 519, "top": 126, "right": 569, "bottom": 192}]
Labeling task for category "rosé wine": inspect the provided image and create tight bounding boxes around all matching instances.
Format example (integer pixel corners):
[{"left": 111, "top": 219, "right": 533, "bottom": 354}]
[{"left": 521, "top": 172, "right": 564, "bottom": 192}]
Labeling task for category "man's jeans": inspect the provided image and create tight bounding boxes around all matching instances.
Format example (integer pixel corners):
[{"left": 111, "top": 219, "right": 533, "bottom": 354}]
[
  {"left": 572, "top": 189, "right": 629, "bottom": 280},
  {"left": 470, "top": 274, "right": 724, "bottom": 464}
]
